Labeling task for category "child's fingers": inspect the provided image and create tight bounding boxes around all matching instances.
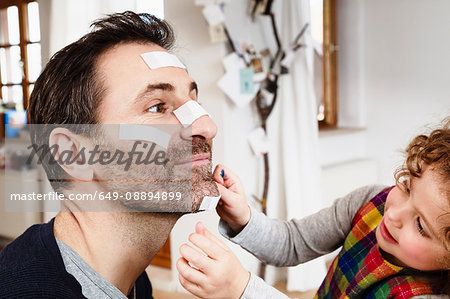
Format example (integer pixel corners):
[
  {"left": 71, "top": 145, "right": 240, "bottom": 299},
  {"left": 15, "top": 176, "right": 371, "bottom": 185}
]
[
  {"left": 213, "top": 164, "right": 244, "bottom": 194},
  {"left": 176, "top": 257, "right": 207, "bottom": 286},
  {"left": 195, "top": 221, "right": 206, "bottom": 235},
  {"left": 215, "top": 182, "right": 231, "bottom": 197},
  {"left": 189, "top": 232, "right": 228, "bottom": 263},
  {"left": 195, "top": 222, "right": 229, "bottom": 251},
  {"left": 179, "top": 243, "right": 210, "bottom": 272},
  {"left": 215, "top": 183, "right": 239, "bottom": 205},
  {"left": 178, "top": 273, "right": 204, "bottom": 298},
  {"left": 213, "top": 165, "right": 225, "bottom": 185}
]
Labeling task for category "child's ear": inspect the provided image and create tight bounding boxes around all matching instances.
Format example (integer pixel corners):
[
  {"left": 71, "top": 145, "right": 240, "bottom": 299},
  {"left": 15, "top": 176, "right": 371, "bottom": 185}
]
[{"left": 48, "top": 128, "right": 93, "bottom": 181}]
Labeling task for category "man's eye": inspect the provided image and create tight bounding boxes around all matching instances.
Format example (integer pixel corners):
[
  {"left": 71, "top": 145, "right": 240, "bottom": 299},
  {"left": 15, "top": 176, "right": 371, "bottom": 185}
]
[{"left": 146, "top": 103, "right": 166, "bottom": 113}]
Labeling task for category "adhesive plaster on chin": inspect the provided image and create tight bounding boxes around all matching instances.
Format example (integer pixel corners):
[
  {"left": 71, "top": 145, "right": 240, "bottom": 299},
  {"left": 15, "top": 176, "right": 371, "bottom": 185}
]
[
  {"left": 119, "top": 124, "right": 171, "bottom": 148},
  {"left": 199, "top": 193, "right": 221, "bottom": 211},
  {"left": 141, "top": 51, "right": 186, "bottom": 69},
  {"left": 173, "top": 100, "right": 210, "bottom": 128}
]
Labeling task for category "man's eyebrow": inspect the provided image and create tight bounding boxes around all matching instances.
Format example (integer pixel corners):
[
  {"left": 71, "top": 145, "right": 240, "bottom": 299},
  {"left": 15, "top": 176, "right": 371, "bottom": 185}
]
[
  {"left": 133, "top": 82, "right": 198, "bottom": 106},
  {"left": 133, "top": 83, "right": 175, "bottom": 105}
]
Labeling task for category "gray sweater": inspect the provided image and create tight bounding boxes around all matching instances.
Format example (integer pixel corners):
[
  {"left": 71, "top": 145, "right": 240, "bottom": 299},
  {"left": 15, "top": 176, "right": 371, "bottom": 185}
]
[{"left": 219, "top": 185, "right": 447, "bottom": 299}]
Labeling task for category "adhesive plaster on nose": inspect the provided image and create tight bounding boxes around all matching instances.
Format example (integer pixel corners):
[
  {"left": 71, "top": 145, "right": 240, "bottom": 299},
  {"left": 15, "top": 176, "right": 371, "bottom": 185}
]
[
  {"left": 141, "top": 51, "right": 186, "bottom": 69},
  {"left": 119, "top": 124, "right": 171, "bottom": 148},
  {"left": 173, "top": 100, "right": 210, "bottom": 128}
]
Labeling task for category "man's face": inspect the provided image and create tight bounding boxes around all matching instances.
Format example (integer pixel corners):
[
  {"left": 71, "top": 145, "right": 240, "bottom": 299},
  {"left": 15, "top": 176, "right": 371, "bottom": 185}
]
[{"left": 93, "top": 42, "right": 218, "bottom": 212}]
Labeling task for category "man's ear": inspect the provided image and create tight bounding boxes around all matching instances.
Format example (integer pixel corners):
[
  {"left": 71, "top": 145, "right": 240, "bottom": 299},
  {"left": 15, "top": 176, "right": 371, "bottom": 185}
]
[{"left": 48, "top": 128, "right": 93, "bottom": 181}]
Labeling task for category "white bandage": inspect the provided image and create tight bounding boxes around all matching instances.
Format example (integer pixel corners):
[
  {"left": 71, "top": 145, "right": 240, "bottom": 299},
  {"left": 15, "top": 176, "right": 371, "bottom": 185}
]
[
  {"left": 173, "top": 100, "right": 210, "bottom": 128},
  {"left": 199, "top": 193, "right": 221, "bottom": 211},
  {"left": 119, "top": 124, "right": 171, "bottom": 148},
  {"left": 141, "top": 51, "right": 186, "bottom": 69}
]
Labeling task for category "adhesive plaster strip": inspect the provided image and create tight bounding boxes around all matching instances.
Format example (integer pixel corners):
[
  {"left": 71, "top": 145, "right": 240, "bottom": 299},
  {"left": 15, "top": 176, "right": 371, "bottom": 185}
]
[
  {"left": 173, "top": 100, "right": 210, "bottom": 128},
  {"left": 199, "top": 193, "right": 221, "bottom": 211},
  {"left": 119, "top": 124, "right": 171, "bottom": 148},
  {"left": 141, "top": 51, "right": 186, "bottom": 69}
]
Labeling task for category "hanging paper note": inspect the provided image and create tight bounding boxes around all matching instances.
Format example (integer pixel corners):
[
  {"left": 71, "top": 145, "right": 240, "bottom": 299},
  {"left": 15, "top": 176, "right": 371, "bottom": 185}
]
[
  {"left": 209, "top": 24, "right": 227, "bottom": 43},
  {"left": 240, "top": 67, "right": 254, "bottom": 94},
  {"left": 217, "top": 53, "right": 260, "bottom": 108},
  {"left": 195, "top": 0, "right": 214, "bottom": 5},
  {"left": 202, "top": 4, "right": 225, "bottom": 27},
  {"left": 247, "top": 127, "right": 270, "bottom": 155},
  {"left": 251, "top": 57, "right": 263, "bottom": 73}
]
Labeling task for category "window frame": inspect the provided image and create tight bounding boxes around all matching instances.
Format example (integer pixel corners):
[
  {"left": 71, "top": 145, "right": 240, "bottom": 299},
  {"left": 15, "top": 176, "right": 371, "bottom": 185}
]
[
  {"left": 319, "top": 0, "right": 338, "bottom": 129},
  {"left": 0, "top": 0, "right": 38, "bottom": 109}
]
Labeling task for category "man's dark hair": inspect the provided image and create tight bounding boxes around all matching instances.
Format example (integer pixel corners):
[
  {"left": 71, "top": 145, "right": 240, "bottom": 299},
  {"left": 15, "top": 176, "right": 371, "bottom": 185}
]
[{"left": 27, "top": 11, "right": 175, "bottom": 192}]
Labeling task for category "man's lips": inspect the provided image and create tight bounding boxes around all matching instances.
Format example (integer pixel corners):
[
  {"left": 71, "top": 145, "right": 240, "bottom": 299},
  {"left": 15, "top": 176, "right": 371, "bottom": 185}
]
[
  {"left": 379, "top": 218, "right": 398, "bottom": 244},
  {"left": 175, "top": 153, "right": 211, "bottom": 166}
]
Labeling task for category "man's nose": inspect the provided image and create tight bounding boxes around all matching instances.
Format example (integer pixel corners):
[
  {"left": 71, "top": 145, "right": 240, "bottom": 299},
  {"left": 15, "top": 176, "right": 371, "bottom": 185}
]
[{"left": 180, "top": 115, "right": 217, "bottom": 141}]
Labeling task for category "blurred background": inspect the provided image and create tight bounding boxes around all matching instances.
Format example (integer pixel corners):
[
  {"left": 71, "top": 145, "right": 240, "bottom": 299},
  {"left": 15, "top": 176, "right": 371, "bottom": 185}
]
[{"left": 0, "top": 0, "right": 449, "bottom": 297}]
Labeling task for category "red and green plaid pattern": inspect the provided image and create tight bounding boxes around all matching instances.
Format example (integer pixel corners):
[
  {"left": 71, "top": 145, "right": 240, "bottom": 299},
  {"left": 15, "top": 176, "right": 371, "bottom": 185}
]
[{"left": 315, "top": 187, "right": 434, "bottom": 298}]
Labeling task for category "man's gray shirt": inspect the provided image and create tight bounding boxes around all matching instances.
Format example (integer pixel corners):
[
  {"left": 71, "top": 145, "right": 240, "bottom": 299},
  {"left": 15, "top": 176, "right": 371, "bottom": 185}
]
[{"left": 56, "top": 238, "right": 135, "bottom": 299}]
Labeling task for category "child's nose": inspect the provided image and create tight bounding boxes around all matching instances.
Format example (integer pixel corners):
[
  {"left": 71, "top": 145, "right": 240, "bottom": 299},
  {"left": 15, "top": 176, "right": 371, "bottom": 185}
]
[
  {"left": 386, "top": 203, "right": 412, "bottom": 228},
  {"left": 385, "top": 208, "right": 403, "bottom": 228}
]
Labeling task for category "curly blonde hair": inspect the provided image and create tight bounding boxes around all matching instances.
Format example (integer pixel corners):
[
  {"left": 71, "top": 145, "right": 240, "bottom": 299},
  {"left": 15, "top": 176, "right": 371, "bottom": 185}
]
[
  {"left": 393, "top": 118, "right": 450, "bottom": 293},
  {"left": 394, "top": 117, "right": 450, "bottom": 258}
]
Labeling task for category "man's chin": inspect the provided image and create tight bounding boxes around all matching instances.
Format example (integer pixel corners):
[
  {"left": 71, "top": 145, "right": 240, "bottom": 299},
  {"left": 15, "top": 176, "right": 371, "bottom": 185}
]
[{"left": 191, "top": 181, "right": 220, "bottom": 213}]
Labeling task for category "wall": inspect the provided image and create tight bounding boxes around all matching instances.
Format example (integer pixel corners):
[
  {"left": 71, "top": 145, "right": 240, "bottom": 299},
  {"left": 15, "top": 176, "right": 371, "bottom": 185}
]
[
  {"left": 338, "top": 0, "right": 450, "bottom": 185},
  {"left": 363, "top": 0, "right": 450, "bottom": 184}
]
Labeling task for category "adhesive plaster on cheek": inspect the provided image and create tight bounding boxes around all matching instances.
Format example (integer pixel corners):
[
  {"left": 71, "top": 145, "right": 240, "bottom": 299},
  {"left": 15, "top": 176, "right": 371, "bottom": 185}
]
[
  {"left": 119, "top": 124, "right": 171, "bottom": 148},
  {"left": 199, "top": 193, "right": 221, "bottom": 211},
  {"left": 173, "top": 100, "right": 210, "bottom": 128},
  {"left": 140, "top": 51, "right": 186, "bottom": 69}
]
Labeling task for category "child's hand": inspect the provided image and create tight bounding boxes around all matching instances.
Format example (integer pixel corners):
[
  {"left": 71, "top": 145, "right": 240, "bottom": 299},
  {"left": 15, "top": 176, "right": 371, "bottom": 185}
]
[
  {"left": 213, "top": 164, "right": 251, "bottom": 233},
  {"left": 177, "top": 222, "right": 250, "bottom": 299}
]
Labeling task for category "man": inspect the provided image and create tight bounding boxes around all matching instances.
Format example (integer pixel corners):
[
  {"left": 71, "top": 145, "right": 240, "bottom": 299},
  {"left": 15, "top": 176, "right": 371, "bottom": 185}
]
[{"left": 0, "top": 11, "right": 219, "bottom": 298}]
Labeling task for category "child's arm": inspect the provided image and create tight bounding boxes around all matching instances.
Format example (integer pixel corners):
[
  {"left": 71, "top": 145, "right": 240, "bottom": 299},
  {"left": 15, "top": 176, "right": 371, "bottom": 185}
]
[
  {"left": 213, "top": 164, "right": 386, "bottom": 267},
  {"left": 177, "top": 222, "right": 292, "bottom": 299}
]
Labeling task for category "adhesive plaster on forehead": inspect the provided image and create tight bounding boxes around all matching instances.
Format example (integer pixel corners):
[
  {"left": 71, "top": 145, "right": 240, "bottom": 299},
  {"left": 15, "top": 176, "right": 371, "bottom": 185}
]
[
  {"left": 119, "top": 124, "right": 171, "bottom": 148},
  {"left": 141, "top": 51, "right": 186, "bottom": 69},
  {"left": 173, "top": 100, "right": 210, "bottom": 128},
  {"left": 199, "top": 193, "right": 221, "bottom": 211}
]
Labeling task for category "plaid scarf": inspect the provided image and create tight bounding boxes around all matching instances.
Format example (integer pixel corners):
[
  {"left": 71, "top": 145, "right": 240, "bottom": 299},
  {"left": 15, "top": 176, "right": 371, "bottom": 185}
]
[{"left": 315, "top": 187, "right": 435, "bottom": 298}]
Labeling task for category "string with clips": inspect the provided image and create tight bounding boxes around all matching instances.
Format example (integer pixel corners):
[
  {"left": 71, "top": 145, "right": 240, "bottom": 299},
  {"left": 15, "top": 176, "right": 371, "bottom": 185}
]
[{"left": 222, "top": 0, "right": 309, "bottom": 279}]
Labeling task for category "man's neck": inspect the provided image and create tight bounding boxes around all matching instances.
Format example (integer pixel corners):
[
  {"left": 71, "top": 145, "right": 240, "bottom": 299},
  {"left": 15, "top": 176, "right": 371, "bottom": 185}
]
[{"left": 54, "top": 209, "right": 180, "bottom": 296}]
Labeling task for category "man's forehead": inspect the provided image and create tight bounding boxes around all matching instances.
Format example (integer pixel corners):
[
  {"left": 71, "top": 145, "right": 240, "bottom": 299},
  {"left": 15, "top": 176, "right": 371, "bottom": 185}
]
[
  {"left": 97, "top": 42, "right": 168, "bottom": 69},
  {"left": 96, "top": 42, "right": 192, "bottom": 91},
  {"left": 140, "top": 51, "right": 186, "bottom": 70}
]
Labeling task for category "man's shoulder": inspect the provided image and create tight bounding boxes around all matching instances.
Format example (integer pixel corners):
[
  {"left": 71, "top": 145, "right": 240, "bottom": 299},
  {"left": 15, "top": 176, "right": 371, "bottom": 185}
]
[
  {"left": 0, "top": 221, "right": 85, "bottom": 298},
  {"left": 0, "top": 223, "right": 45, "bottom": 269},
  {"left": 136, "top": 270, "right": 154, "bottom": 299}
]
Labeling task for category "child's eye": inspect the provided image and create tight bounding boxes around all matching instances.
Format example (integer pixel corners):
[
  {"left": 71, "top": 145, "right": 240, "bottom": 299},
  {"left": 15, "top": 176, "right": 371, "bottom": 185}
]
[
  {"left": 146, "top": 103, "right": 166, "bottom": 113},
  {"left": 416, "top": 217, "right": 428, "bottom": 237}
]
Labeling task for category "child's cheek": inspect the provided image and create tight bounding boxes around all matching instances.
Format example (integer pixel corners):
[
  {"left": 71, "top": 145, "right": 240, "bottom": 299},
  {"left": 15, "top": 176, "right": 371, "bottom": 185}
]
[{"left": 399, "top": 238, "right": 435, "bottom": 269}]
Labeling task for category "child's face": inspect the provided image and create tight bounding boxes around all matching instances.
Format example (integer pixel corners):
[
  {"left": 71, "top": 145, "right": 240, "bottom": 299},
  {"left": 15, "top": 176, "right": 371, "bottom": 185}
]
[{"left": 376, "top": 166, "right": 449, "bottom": 271}]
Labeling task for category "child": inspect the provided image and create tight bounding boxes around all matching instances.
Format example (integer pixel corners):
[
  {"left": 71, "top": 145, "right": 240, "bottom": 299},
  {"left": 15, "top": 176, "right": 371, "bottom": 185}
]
[{"left": 177, "top": 121, "right": 450, "bottom": 298}]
